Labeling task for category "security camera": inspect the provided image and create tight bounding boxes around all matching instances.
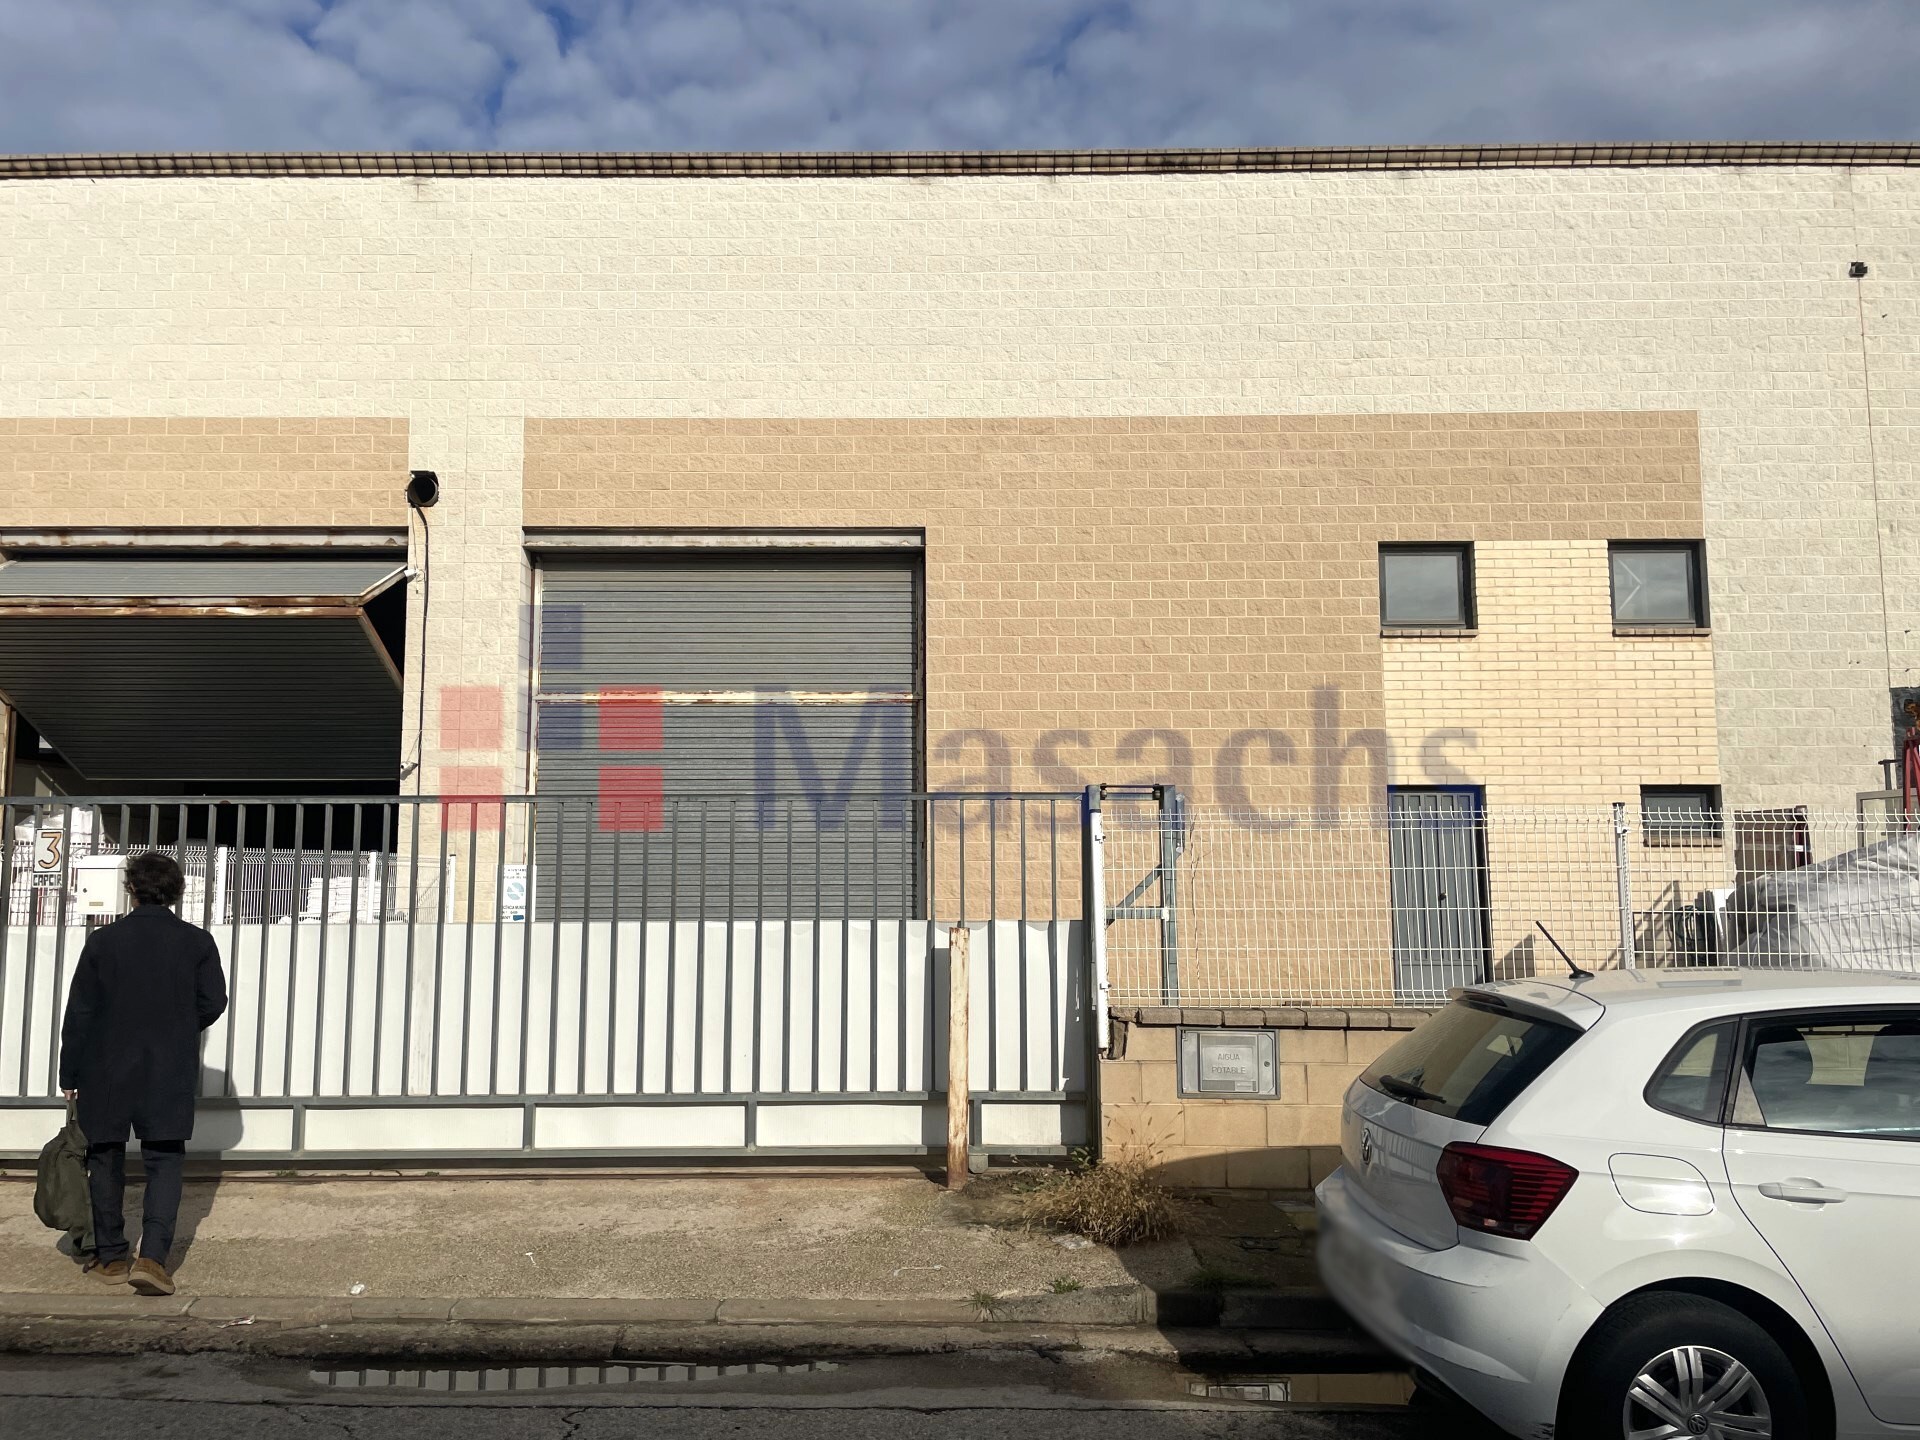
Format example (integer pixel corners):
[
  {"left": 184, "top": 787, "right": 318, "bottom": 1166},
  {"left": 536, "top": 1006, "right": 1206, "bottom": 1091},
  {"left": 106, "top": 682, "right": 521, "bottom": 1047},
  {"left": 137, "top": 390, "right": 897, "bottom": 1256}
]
[{"left": 406, "top": 470, "right": 441, "bottom": 509}]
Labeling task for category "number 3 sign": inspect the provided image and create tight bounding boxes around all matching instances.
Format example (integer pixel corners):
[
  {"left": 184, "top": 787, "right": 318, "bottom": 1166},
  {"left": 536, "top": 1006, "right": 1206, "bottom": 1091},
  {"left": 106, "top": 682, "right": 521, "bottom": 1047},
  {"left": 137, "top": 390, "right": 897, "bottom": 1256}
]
[{"left": 32, "top": 827, "right": 64, "bottom": 885}]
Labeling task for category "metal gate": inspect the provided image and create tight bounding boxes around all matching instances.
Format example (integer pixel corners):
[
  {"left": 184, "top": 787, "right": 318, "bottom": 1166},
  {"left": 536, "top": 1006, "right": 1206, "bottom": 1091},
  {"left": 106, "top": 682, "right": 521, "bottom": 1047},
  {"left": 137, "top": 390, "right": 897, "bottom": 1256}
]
[
  {"left": 0, "top": 792, "right": 1093, "bottom": 1164},
  {"left": 1387, "top": 787, "right": 1491, "bottom": 997}
]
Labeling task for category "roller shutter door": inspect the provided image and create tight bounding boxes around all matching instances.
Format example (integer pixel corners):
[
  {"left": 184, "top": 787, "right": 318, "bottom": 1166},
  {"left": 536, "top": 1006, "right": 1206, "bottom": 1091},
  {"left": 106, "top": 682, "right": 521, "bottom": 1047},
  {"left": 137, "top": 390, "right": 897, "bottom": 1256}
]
[{"left": 533, "top": 556, "right": 920, "bottom": 919}]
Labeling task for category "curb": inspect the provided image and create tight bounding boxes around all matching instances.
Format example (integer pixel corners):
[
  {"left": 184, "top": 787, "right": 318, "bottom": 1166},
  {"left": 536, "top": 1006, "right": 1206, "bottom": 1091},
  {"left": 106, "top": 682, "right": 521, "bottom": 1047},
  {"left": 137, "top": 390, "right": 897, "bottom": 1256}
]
[
  {"left": 0, "top": 1285, "right": 1154, "bottom": 1332},
  {"left": 0, "top": 1288, "right": 1388, "bottom": 1369},
  {"left": 0, "top": 1285, "right": 1346, "bottom": 1333},
  {"left": 1147, "top": 1287, "right": 1348, "bottom": 1331}
]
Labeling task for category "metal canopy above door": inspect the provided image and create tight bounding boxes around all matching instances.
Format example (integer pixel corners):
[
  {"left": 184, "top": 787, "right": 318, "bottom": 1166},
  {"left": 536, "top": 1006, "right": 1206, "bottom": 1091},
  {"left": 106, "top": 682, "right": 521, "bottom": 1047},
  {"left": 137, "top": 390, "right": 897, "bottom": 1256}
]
[{"left": 0, "top": 556, "right": 406, "bottom": 785}]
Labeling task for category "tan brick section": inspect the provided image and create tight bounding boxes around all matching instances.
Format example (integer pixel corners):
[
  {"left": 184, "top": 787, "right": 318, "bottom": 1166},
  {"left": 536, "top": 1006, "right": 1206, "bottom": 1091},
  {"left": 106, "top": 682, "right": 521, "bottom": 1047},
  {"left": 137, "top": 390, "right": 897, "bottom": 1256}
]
[
  {"left": 1099, "top": 1018, "right": 1417, "bottom": 1189},
  {"left": 0, "top": 418, "right": 408, "bottom": 528},
  {"left": 527, "top": 412, "right": 1702, "bottom": 812}
]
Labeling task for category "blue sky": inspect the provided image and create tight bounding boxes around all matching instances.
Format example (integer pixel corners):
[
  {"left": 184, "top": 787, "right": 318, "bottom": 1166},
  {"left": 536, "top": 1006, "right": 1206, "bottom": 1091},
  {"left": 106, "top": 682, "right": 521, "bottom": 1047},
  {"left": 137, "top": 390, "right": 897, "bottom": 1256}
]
[{"left": 1, "top": 0, "right": 1913, "bottom": 152}]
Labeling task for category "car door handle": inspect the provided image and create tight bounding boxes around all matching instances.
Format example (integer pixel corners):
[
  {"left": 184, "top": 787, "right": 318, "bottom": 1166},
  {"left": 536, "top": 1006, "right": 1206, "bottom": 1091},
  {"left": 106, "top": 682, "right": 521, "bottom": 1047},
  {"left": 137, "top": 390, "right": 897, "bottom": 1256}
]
[{"left": 1757, "top": 1178, "right": 1849, "bottom": 1205}]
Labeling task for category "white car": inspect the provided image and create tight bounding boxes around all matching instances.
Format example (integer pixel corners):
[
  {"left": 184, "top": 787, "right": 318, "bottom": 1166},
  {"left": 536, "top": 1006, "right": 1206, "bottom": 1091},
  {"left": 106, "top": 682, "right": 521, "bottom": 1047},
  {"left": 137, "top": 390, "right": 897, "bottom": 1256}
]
[{"left": 1316, "top": 968, "right": 1920, "bottom": 1440}]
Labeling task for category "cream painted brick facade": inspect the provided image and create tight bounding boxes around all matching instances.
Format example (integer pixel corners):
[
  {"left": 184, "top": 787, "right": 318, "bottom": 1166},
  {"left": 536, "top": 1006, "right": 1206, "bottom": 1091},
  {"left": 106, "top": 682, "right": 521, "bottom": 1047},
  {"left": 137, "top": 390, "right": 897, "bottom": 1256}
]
[
  {"left": 0, "top": 166, "right": 1914, "bottom": 811},
  {"left": 1385, "top": 538, "right": 1720, "bottom": 971}
]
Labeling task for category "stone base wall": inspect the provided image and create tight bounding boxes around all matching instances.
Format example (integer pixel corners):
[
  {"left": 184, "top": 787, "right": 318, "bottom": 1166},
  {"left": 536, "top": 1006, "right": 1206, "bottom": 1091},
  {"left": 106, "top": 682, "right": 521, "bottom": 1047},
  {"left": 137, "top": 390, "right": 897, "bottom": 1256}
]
[{"left": 1098, "top": 1007, "right": 1427, "bottom": 1189}]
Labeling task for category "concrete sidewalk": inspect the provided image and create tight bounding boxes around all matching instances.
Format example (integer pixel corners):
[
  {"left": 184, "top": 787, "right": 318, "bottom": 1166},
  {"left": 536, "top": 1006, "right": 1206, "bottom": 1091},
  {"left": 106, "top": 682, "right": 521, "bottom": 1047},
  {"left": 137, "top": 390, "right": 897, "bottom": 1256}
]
[
  {"left": 0, "top": 1170, "right": 1352, "bottom": 1360},
  {"left": 0, "top": 1171, "right": 1192, "bottom": 1302}
]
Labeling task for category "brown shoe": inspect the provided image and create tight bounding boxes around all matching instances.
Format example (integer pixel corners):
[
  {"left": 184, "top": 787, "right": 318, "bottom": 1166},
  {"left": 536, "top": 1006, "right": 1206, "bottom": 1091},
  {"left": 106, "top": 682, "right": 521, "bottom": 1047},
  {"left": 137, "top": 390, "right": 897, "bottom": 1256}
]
[
  {"left": 128, "top": 1258, "right": 175, "bottom": 1297},
  {"left": 86, "top": 1257, "right": 132, "bottom": 1284}
]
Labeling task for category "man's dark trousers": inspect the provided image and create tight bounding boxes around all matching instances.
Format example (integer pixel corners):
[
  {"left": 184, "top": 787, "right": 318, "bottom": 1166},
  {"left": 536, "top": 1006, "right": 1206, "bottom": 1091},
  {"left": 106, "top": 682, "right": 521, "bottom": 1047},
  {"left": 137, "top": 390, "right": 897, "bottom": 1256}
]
[{"left": 86, "top": 1139, "right": 186, "bottom": 1266}]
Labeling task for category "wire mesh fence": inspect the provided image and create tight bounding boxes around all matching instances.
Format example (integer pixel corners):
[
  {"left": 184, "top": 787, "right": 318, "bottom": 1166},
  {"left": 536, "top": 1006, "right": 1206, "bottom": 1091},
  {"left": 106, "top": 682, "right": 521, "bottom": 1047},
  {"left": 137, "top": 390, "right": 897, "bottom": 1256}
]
[{"left": 1102, "top": 796, "right": 1919, "bottom": 1009}]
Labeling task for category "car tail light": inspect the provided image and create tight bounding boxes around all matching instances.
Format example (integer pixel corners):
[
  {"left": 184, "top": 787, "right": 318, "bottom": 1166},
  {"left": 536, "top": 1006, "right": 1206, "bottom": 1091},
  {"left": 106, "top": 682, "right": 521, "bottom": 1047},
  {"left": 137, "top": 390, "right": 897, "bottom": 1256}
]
[{"left": 1436, "top": 1142, "right": 1578, "bottom": 1240}]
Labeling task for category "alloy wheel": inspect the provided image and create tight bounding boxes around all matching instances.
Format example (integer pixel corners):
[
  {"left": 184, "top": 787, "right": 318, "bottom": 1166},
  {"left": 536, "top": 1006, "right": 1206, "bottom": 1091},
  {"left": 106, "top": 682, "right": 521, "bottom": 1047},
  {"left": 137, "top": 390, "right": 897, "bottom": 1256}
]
[{"left": 1622, "top": 1344, "right": 1772, "bottom": 1440}]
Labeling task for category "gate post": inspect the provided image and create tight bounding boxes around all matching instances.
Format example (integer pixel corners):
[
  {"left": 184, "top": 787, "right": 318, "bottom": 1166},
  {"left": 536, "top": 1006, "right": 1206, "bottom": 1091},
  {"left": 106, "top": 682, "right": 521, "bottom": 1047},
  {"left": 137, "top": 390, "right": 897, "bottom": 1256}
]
[
  {"left": 1083, "top": 785, "right": 1110, "bottom": 1057},
  {"left": 1613, "top": 801, "right": 1638, "bottom": 969},
  {"left": 1158, "top": 786, "right": 1183, "bottom": 1003},
  {"left": 946, "top": 923, "right": 971, "bottom": 1189},
  {"left": 1081, "top": 785, "right": 1109, "bottom": 1162}
]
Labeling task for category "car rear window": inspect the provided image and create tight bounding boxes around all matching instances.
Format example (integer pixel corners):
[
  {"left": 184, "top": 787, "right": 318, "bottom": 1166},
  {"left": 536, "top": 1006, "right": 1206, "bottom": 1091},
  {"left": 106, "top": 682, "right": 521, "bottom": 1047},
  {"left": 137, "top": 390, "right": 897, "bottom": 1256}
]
[{"left": 1360, "top": 997, "right": 1582, "bottom": 1125}]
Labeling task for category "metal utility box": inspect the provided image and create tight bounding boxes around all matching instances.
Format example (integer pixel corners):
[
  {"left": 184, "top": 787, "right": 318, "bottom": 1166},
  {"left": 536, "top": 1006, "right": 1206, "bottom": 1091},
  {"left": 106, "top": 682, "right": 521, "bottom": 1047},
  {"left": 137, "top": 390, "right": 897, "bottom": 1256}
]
[
  {"left": 1178, "top": 1028, "right": 1279, "bottom": 1098},
  {"left": 69, "top": 854, "right": 129, "bottom": 919}
]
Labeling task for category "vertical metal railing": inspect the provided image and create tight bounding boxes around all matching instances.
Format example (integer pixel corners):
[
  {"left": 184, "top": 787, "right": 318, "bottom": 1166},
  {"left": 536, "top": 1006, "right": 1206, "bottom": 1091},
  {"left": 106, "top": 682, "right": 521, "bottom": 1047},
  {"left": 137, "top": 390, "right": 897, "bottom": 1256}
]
[{"left": 2, "top": 791, "right": 1088, "bottom": 1117}]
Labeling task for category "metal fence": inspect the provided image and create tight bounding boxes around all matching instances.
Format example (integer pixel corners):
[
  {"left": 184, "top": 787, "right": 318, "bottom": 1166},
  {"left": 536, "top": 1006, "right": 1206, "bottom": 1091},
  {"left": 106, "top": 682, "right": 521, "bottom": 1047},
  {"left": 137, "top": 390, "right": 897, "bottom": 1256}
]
[
  {"left": 12, "top": 784, "right": 1916, "bottom": 1156},
  {"left": 0, "top": 792, "right": 1094, "bottom": 1161},
  {"left": 1102, "top": 795, "right": 1920, "bottom": 1009}
]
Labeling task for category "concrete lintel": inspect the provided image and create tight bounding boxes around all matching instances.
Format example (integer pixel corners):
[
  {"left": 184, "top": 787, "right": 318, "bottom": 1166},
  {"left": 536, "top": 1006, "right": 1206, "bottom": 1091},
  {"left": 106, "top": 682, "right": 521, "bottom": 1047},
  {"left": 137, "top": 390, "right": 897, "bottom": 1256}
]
[
  {"left": 525, "top": 528, "right": 923, "bottom": 552},
  {"left": 0, "top": 527, "right": 405, "bottom": 552}
]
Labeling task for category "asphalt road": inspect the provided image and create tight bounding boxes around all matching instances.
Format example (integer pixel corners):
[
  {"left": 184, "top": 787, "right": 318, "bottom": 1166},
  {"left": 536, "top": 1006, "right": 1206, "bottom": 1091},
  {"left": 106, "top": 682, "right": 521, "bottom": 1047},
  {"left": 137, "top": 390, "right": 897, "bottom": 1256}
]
[{"left": 0, "top": 1349, "right": 1506, "bottom": 1440}]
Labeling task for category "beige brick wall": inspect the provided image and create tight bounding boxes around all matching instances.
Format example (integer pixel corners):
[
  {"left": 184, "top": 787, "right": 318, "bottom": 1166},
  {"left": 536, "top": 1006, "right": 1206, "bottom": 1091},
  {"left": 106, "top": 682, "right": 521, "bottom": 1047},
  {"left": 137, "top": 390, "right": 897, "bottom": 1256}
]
[
  {"left": 529, "top": 415, "right": 1697, "bottom": 992},
  {"left": 528, "top": 413, "right": 1699, "bottom": 811},
  {"left": 0, "top": 168, "right": 1912, "bottom": 809},
  {"left": 0, "top": 418, "right": 408, "bottom": 528},
  {"left": 1100, "top": 1020, "right": 1408, "bottom": 1189}
]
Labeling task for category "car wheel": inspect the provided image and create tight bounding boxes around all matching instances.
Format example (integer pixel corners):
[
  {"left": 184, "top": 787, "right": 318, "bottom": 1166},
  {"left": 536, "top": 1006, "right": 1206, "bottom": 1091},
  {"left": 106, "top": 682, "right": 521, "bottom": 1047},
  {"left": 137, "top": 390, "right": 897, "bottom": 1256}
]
[{"left": 1560, "top": 1293, "right": 1810, "bottom": 1440}]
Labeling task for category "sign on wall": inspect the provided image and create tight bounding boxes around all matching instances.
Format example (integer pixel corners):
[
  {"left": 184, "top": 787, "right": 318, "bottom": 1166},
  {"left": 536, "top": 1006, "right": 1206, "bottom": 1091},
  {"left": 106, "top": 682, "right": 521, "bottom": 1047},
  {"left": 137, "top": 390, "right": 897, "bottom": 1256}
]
[
  {"left": 31, "top": 827, "right": 64, "bottom": 887},
  {"left": 502, "top": 863, "right": 529, "bottom": 923}
]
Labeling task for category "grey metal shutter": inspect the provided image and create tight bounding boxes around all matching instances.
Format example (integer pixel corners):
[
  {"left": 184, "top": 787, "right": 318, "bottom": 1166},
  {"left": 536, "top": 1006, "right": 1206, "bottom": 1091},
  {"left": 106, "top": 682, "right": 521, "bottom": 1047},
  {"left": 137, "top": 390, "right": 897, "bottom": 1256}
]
[{"left": 533, "top": 556, "right": 920, "bottom": 919}]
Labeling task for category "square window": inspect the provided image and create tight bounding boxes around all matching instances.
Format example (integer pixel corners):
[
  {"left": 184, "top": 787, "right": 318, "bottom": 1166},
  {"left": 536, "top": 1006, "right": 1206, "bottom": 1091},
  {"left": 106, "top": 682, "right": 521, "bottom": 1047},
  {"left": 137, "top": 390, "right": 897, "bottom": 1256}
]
[
  {"left": 1642, "top": 785, "right": 1723, "bottom": 845},
  {"left": 1611, "top": 541, "right": 1707, "bottom": 628},
  {"left": 1380, "top": 544, "right": 1474, "bottom": 629}
]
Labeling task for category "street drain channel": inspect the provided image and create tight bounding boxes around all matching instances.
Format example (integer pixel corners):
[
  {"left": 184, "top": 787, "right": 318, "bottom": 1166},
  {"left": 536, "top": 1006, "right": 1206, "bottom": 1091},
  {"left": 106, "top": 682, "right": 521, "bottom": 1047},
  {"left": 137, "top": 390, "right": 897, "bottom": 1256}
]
[
  {"left": 312, "top": 1362, "right": 841, "bottom": 1392},
  {"left": 1188, "top": 1373, "right": 1415, "bottom": 1407}
]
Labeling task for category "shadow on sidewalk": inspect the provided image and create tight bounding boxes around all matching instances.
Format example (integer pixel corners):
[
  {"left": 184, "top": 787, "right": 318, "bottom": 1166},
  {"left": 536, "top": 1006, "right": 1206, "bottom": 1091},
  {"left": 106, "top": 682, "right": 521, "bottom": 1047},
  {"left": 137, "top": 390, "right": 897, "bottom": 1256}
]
[
  {"left": 1083, "top": 1151, "right": 1499, "bottom": 1433},
  {"left": 164, "top": 1175, "right": 220, "bottom": 1274}
]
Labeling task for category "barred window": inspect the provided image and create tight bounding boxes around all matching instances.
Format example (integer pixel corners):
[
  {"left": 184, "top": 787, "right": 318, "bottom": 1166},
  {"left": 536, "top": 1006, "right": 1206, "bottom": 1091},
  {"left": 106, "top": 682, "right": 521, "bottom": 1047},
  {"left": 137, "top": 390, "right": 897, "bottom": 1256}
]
[{"left": 1642, "top": 785, "right": 1723, "bottom": 845}]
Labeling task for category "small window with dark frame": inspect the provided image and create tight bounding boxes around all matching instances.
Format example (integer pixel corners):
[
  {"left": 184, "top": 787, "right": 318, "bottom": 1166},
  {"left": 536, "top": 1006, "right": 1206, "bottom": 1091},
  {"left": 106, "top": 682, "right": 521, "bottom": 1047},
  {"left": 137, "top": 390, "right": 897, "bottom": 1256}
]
[
  {"left": 1611, "top": 541, "right": 1707, "bottom": 629},
  {"left": 1380, "top": 543, "right": 1474, "bottom": 630},
  {"left": 1642, "top": 785, "right": 1723, "bottom": 845}
]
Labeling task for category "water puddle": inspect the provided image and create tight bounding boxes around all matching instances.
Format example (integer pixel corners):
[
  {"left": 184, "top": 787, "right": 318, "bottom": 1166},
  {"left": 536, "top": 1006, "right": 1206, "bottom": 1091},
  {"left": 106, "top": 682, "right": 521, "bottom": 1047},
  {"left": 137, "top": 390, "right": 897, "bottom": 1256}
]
[
  {"left": 311, "top": 1361, "right": 841, "bottom": 1392},
  {"left": 1187, "top": 1372, "right": 1414, "bottom": 1407}
]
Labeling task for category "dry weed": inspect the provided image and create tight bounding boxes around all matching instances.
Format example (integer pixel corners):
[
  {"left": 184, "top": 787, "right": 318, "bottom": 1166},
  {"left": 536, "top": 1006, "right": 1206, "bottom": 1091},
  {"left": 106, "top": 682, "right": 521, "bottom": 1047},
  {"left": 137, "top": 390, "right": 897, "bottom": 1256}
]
[{"left": 1018, "top": 1154, "right": 1187, "bottom": 1247}]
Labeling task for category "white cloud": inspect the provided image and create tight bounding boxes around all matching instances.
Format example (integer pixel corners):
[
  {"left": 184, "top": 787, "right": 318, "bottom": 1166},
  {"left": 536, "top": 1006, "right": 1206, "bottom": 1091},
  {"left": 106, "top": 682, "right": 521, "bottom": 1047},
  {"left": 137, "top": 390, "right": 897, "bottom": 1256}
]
[{"left": 0, "top": 0, "right": 1911, "bottom": 154}]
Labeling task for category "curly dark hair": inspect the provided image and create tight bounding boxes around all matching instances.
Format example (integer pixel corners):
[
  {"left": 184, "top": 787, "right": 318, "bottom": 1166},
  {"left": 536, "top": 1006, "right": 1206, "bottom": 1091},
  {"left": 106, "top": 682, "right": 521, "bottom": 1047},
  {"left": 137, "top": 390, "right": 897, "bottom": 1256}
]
[{"left": 124, "top": 851, "right": 186, "bottom": 908}]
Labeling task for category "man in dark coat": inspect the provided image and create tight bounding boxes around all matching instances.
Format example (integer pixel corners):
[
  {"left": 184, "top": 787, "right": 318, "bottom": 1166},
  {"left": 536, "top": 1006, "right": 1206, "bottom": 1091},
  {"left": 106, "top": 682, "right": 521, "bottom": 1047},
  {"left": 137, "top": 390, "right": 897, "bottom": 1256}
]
[{"left": 59, "top": 852, "right": 227, "bottom": 1296}]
